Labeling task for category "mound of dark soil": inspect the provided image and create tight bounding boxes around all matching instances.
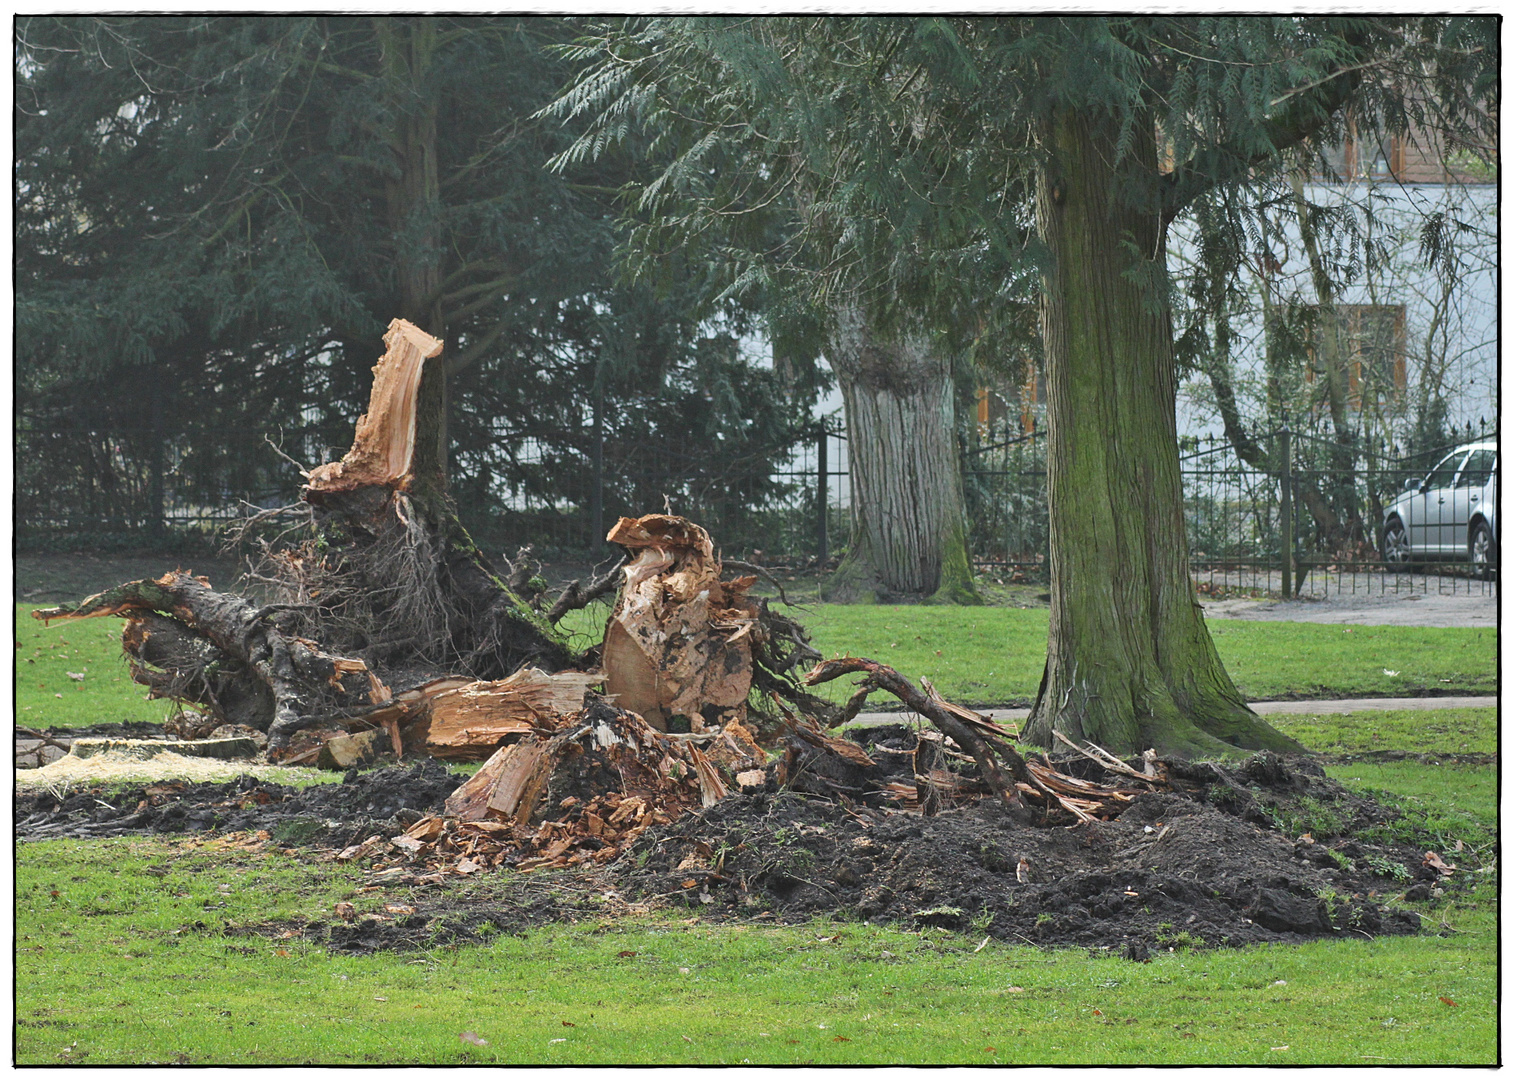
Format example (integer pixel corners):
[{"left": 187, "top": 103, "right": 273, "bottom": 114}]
[
  {"left": 610, "top": 780, "right": 1426, "bottom": 953},
  {"left": 16, "top": 737, "right": 1455, "bottom": 955},
  {"left": 15, "top": 759, "right": 462, "bottom": 847}
]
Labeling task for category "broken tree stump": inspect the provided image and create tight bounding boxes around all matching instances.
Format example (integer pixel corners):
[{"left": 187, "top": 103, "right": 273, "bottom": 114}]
[
  {"left": 601, "top": 514, "right": 761, "bottom": 732},
  {"left": 303, "top": 318, "right": 443, "bottom": 497}
]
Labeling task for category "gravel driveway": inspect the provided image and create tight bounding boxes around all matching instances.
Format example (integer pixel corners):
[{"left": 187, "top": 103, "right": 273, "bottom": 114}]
[{"left": 1199, "top": 572, "right": 1498, "bottom": 629}]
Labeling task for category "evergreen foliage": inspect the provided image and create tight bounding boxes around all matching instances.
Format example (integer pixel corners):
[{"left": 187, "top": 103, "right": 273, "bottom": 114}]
[
  {"left": 553, "top": 16, "right": 1494, "bottom": 357},
  {"left": 550, "top": 15, "right": 1497, "bottom": 752},
  {"left": 15, "top": 16, "right": 814, "bottom": 551}
]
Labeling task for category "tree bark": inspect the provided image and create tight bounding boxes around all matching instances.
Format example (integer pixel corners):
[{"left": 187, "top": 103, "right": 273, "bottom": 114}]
[
  {"left": 35, "top": 572, "right": 378, "bottom": 750},
  {"left": 1023, "top": 106, "right": 1302, "bottom": 759},
  {"left": 377, "top": 15, "right": 448, "bottom": 506},
  {"left": 822, "top": 305, "right": 980, "bottom": 604}
]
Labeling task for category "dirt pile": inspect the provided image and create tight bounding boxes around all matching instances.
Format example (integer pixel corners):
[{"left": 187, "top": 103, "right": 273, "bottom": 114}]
[
  {"left": 17, "top": 731, "right": 1462, "bottom": 955},
  {"left": 16, "top": 760, "right": 461, "bottom": 848}
]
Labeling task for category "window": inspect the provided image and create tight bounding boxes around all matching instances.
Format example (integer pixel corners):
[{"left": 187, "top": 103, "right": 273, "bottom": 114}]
[
  {"left": 1458, "top": 449, "right": 1496, "bottom": 488},
  {"left": 1425, "top": 450, "right": 1468, "bottom": 490},
  {"left": 1019, "top": 368, "right": 1046, "bottom": 435},
  {"left": 1342, "top": 304, "right": 1407, "bottom": 407},
  {"left": 1315, "top": 114, "right": 1405, "bottom": 181}
]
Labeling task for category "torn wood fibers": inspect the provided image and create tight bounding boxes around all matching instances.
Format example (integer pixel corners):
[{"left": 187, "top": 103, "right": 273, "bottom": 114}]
[{"left": 305, "top": 318, "right": 442, "bottom": 494}]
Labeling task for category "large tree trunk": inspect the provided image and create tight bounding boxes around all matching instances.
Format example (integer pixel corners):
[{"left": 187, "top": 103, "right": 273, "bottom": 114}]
[
  {"left": 1022, "top": 106, "right": 1302, "bottom": 759},
  {"left": 822, "top": 306, "right": 980, "bottom": 604}
]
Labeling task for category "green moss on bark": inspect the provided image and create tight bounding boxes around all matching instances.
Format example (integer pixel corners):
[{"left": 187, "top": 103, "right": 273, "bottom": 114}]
[{"left": 928, "top": 517, "right": 983, "bottom": 606}]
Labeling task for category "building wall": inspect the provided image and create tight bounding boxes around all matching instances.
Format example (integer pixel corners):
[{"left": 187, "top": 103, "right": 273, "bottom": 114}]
[{"left": 1173, "top": 179, "right": 1497, "bottom": 444}]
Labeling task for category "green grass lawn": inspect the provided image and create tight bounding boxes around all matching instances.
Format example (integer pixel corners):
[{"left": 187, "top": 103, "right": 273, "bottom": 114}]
[
  {"left": 14, "top": 602, "right": 1497, "bottom": 729},
  {"left": 14, "top": 604, "right": 174, "bottom": 728},
  {"left": 786, "top": 604, "right": 1497, "bottom": 706},
  {"left": 16, "top": 825, "right": 1496, "bottom": 1066},
  {"left": 1265, "top": 708, "right": 1496, "bottom": 757},
  {"left": 13, "top": 592, "right": 1499, "bottom": 1065}
]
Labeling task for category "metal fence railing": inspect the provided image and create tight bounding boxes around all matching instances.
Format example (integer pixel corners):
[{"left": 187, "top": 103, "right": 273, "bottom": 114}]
[{"left": 15, "top": 416, "right": 1497, "bottom": 597}]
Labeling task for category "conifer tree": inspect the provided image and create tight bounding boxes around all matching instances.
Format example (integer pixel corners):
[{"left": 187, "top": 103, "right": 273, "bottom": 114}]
[
  {"left": 16, "top": 16, "right": 816, "bottom": 694},
  {"left": 556, "top": 15, "right": 1497, "bottom": 754}
]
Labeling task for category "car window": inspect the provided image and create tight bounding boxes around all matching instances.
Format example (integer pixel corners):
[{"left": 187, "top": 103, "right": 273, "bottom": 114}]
[
  {"left": 1425, "top": 450, "right": 1469, "bottom": 490},
  {"left": 1458, "top": 449, "right": 1496, "bottom": 488}
]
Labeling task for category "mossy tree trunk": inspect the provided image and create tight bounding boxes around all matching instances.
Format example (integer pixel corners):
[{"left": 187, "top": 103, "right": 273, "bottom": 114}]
[
  {"left": 1022, "top": 106, "right": 1302, "bottom": 759},
  {"left": 823, "top": 305, "right": 981, "bottom": 605}
]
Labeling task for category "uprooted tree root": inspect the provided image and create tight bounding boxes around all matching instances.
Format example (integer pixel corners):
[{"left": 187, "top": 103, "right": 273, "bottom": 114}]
[{"left": 32, "top": 320, "right": 836, "bottom": 761}]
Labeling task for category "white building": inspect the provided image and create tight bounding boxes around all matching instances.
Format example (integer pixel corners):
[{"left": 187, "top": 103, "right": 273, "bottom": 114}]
[{"left": 1173, "top": 135, "right": 1497, "bottom": 447}]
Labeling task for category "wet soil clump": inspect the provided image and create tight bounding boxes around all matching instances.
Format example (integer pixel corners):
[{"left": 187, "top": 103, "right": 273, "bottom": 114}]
[
  {"left": 16, "top": 759, "right": 461, "bottom": 848},
  {"left": 16, "top": 738, "right": 1453, "bottom": 955}
]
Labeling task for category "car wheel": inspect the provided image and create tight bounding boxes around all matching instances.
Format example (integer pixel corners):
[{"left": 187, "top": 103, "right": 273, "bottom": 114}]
[
  {"left": 1470, "top": 520, "right": 1497, "bottom": 580},
  {"left": 1382, "top": 518, "right": 1412, "bottom": 566}
]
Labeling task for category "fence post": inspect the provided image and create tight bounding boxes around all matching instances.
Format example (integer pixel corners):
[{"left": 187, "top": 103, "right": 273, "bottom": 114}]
[
  {"left": 590, "top": 382, "right": 605, "bottom": 554},
  {"left": 1279, "top": 426, "right": 1293, "bottom": 599},
  {"left": 148, "top": 400, "right": 166, "bottom": 541},
  {"left": 816, "top": 429, "right": 829, "bottom": 566}
]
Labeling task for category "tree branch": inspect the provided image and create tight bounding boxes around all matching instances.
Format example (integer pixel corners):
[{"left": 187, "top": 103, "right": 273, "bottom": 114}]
[
  {"left": 804, "top": 656, "right": 1033, "bottom": 810},
  {"left": 1162, "top": 24, "right": 1370, "bottom": 222}
]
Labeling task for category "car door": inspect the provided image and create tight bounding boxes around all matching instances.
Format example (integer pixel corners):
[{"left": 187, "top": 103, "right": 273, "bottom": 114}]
[
  {"left": 1451, "top": 448, "right": 1496, "bottom": 551},
  {"left": 1410, "top": 449, "right": 1469, "bottom": 553}
]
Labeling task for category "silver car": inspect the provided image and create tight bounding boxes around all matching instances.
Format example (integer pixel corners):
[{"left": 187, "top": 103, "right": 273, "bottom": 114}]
[{"left": 1382, "top": 440, "right": 1497, "bottom": 576}]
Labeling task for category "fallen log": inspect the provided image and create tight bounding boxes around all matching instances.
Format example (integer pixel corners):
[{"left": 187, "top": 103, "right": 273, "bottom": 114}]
[
  {"left": 34, "top": 571, "right": 377, "bottom": 752},
  {"left": 33, "top": 319, "right": 585, "bottom": 756}
]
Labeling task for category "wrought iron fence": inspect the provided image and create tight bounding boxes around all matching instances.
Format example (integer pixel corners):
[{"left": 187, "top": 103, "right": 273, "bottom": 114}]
[
  {"left": 958, "top": 418, "right": 1496, "bottom": 596},
  {"left": 461, "top": 436, "right": 829, "bottom": 561},
  {"left": 13, "top": 422, "right": 834, "bottom": 563},
  {"left": 15, "top": 414, "right": 1497, "bottom": 599},
  {"left": 964, "top": 428, "right": 1049, "bottom": 581}
]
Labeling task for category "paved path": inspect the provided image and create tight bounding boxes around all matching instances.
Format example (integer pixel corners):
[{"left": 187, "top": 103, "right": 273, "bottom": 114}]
[
  {"left": 851, "top": 695, "right": 1498, "bottom": 727},
  {"left": 17, "top": 697, "right": 1497, "bottom": 770}
]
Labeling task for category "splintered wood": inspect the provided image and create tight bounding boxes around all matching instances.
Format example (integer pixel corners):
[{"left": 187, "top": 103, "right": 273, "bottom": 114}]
[
  {"left": 304, "top": 318, "right": 443, "bottom": 495},
  {"left": 279, "top": 668, "right": 600, "bottom": 765},
  {"left": 337, "top": 664, "right": 1179, "bottom": 884},
  {"left": 409, "top": 669, "right": 601, "bottom": 759},
  {"left": 601, "top": 514, "right": 760, "bottom": 732},
  {"left": 346, "top": 696, "right": 766, "bottom": 875}
]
